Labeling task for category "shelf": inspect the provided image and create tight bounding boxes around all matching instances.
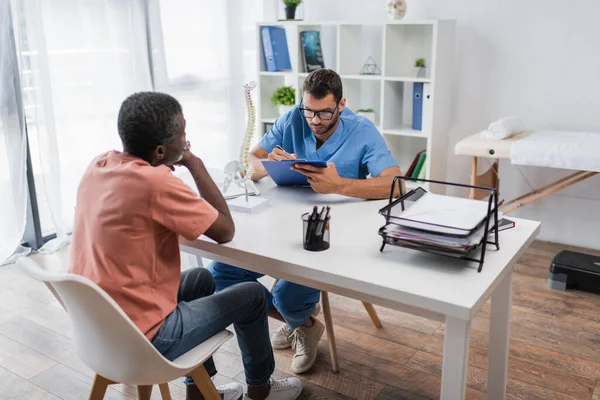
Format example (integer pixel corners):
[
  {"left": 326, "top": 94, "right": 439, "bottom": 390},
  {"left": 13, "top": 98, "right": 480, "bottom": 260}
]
[
  {"left": 384, "top": 76, "right": 432, "bottom": 83},
  {"left": 257, "top": 20, "right": 442, "bottom": 27},
  {"left": 259, "top": 71, "right": 294, "bottom": 76},
  {"left": 255, "top": 20, "right": 455, "bottom": 193},
  {"left": 340, "top": 74, "right": 382, "bottom": 81},
  {"left": 382, "top": 127, "right": 428, "bottom": 138}
]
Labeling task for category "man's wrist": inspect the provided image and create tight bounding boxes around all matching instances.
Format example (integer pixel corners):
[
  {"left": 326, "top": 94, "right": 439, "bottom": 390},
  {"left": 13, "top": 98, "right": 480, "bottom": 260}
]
[
  {"left": 337, "top": 177, "right": 352, "bottom": 196},
  {"left": 182, "top": 155, "right": 203, "bottom": 170}
]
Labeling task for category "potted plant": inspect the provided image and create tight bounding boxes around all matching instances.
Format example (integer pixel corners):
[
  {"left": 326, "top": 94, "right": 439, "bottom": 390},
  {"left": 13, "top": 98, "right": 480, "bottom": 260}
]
[
  {"left": 414, "top": 58, "right": 426, "bottom": 78},
  {"left": 356, "top": 108, "right": 377, "bottom": 124},
  {"left": 283, "top": 0, "right": 302, "bottom": 20},
  {"left": 271, "top": 85, "right": 296, "bottom": 115}
]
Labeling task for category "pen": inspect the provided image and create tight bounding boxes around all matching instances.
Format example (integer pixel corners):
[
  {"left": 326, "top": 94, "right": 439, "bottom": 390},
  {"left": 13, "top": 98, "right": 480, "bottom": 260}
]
[
  {"left": 315, "top": 205, "right": 327, "bottom": 237},
  {"left": 276, "top": 145, "right": 285, "bottom": 152},
  {"left": 318, "top": 205, "right": 331, "bottom": 236},
  {"left": 306, "top": 206, "right": 318, "bottom": 244}
]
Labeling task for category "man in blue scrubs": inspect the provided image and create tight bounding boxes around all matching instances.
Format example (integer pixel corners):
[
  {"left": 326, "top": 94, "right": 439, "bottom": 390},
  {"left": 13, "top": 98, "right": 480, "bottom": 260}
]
[{"left": 209, "top": 69, "right": 402, "bottom": 374}]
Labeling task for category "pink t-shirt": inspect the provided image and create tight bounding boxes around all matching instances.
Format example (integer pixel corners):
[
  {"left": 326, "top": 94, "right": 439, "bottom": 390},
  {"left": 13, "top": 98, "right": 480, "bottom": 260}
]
[{"left": 69, "top": 151, "right": 218, "bottom": 339}]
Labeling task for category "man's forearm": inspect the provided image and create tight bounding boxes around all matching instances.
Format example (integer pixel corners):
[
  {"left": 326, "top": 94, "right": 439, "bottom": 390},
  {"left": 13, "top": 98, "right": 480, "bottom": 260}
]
[
  {"left": 338, "top": 176, "right": 405, "bottom": 200},
  {"left": 185, "top": 157, "right": 232, "bottom": 219}
]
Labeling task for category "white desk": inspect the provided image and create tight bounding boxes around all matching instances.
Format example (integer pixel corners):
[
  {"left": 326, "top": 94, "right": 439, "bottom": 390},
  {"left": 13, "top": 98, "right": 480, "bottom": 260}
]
[{"left": 180, "top": 178, "right": 541, "bottom": 400}]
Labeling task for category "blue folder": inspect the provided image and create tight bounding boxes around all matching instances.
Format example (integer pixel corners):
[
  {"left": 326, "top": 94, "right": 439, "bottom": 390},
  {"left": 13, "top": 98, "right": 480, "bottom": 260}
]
[
  {"left": 412, "top": 82, "right": 424, "bottom": 130},
  {"left": 261, "top": 160, "right": 327, "bottom": 186},
  {"left": 261, "top": 26, "right": 292, "bottom": 72}
]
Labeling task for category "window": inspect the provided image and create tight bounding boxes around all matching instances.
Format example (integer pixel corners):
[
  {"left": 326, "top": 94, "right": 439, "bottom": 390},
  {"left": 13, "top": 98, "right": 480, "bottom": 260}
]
[{"left": 3, "top": 0, "right": 263, "bottom": 256}]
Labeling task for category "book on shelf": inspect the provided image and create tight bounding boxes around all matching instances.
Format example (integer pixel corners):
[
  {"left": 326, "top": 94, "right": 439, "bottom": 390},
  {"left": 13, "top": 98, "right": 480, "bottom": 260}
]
[
  {"left": 411, "top": 151, "right": 427, "bottom": 178},
  {"left": 405, "top": 150, "right": 425, "bottom": 177},
  {"left": 416, "top": 159, "right": 427, "bottom": 182},
  {"left": 300, "top": 31, "right": 325, "bottom": 72}
]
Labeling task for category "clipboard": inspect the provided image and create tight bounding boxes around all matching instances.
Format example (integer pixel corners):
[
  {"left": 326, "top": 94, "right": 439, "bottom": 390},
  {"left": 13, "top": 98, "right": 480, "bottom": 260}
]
[{"left": 261, "top": 159, "right": 327, "bottom": 186}]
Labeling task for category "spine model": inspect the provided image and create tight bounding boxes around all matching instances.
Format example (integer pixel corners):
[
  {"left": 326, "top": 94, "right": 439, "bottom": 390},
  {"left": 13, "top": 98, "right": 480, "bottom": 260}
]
[{"left": 240, "top": 81, "right": 257, "bottom": 175}]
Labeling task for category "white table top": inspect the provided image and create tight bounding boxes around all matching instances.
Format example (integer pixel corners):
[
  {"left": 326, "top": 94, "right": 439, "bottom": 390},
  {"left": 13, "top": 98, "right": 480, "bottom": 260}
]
[{"left": 180, "top": 178, "right": 540, "bottom": 321}]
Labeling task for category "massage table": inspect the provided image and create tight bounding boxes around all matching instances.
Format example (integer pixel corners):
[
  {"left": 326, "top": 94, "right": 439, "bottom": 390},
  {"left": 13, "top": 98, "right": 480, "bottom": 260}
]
[{"left": 454, "top": 130, "right": 600, "bottom": 213}]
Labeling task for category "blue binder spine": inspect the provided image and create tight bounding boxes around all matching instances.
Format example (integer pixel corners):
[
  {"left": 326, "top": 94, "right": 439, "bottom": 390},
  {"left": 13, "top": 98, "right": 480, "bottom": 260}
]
[
  {"left": 261, "top": 27, "right": 277, "bottom": 71},
  {"left": 412, "top": 82, "right": 424, "bottom": 131},
  {"left": 261, "top": 26, "right": 292, "bottom": 72}
]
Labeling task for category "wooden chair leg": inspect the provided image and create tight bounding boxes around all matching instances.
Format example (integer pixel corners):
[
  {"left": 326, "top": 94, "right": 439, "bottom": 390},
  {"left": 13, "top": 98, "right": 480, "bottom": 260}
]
[
  {"left": 321, "top": 291, "right": 339, "bottom": 372},
  {"left": 137, "top": 385, "right": 153, "bottom": 400},
  {"left": 362, "top": 302, "right": 383, "bottom": 329},
  {"left": 159, "top": 383, "right": 172, "bottom": 400},
  {"left": 88, "top": 374, "right": 112, "bottom": 400},
  {"left": 188, "top": 365, "right": 221, "bottom": 400}
]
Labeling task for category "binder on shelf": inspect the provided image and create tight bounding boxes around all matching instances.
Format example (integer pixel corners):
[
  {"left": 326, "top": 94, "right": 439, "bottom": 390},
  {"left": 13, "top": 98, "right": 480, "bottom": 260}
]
[
  {"left": 422, "top": 83, "right": 432, "bottom": 132},
  {"left": 300, "top": 31, "right": 325, "bottom": 72},
  {"left": 412, "top": 82, "right": 424, "bottom": 130},
  {"left": 261, "top": 26, "right": 292, "bottom": 72},
  {"left": 378, "top": 177, "right": 500, "bottom": 272}
]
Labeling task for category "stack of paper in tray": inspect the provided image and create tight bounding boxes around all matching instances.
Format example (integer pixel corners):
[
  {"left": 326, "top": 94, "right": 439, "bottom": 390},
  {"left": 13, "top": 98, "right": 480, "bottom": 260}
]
[{"left": 379, "top": 189, "right": 499, "bottom": 255}]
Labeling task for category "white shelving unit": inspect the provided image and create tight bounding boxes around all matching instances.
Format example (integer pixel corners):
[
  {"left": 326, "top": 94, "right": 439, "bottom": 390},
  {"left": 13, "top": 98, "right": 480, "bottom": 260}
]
[{"left": 256, "top": 20, "right": 455, "bottom": 193}]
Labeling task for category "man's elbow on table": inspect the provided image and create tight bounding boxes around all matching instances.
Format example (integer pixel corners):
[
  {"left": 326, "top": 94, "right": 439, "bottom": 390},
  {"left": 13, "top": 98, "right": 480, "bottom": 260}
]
[
  {"left": 249, "top": 146, "right": 270, "bottom": 182},
  {"left": 204, "top": 213, "right": 236, "bottom": 244}
]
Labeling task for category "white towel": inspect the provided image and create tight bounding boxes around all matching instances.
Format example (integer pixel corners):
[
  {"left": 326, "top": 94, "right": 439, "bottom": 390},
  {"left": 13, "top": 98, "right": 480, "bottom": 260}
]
[{"left": 480, "top": 116, "right": 524, "bottom": 140}]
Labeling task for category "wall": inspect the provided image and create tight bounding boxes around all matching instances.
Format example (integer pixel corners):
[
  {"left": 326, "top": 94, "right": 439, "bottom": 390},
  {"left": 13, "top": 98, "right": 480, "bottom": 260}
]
[{"left": 270, "top": 0, "right": 600, "bottom": 250}]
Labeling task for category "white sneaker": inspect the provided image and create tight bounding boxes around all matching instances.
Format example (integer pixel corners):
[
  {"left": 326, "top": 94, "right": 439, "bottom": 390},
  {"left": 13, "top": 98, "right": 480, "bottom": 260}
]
[
  {"left": 271, "top": 324, "right": 294, "bottom": 350},
  {"left": 270, "top": 303, "right": 321, "bottom": 350},
  {"left": 186, "top": 381, "right": 243, "bottom": 400},
  {"left": 243, "top": 378, "right": 302, "bottom": 400},
  {"left": 218, "top": 382, "right": 244, "bottom": 400},
  {"left": 291, "top": 318, "right": 325, "bottom": 374}
]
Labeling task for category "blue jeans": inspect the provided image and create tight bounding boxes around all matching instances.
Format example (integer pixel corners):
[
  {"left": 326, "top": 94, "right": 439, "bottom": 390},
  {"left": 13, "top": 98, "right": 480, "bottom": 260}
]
[
  {"left": 151, "top": 267, "right": 275, "bottom": 386},
  {"left": 208, "top": 261, "right": 320, "bottom": 329}
]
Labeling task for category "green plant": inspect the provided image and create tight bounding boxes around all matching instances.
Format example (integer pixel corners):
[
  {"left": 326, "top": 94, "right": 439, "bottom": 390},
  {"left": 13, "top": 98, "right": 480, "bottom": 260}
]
[
  {"left": 270, "top": 86, "right": 296, "bottom": 106},
  {"left": 356, "top": 108, "right": 375, "bottom": 113},
  {"left": 283, "top": 0, "right": 302, "bottom": 7},
  {"left": 415, "top": 58, "right": 426, "bottom": 68}
]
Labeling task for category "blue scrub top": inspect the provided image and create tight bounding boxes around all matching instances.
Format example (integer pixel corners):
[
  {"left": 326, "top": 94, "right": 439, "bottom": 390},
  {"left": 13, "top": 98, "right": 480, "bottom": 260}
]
[{"left": 258, "top": 106, "right": 398, "bottom": 179}]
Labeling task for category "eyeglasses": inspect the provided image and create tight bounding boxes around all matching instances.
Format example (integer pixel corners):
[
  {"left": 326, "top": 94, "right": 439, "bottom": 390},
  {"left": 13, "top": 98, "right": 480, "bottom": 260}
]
[{"left": 299, "top": 100, "right": 340, "bottom": 120}]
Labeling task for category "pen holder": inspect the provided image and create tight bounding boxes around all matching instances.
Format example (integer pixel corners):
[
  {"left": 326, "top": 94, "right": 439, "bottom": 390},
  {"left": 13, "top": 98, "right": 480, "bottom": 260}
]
[{"left": 302, "top": 212, "right": 330, "bottom": 251}]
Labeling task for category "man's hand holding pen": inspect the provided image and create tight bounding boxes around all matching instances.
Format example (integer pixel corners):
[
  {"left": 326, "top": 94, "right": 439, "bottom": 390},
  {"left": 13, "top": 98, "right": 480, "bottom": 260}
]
[{"left": 269, "top": 145, "right": 296, "bottom": 161}]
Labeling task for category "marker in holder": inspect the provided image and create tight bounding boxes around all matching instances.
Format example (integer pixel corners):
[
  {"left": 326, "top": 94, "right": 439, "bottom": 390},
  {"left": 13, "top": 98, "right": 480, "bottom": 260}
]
[{"left": 302, "top": 205, "right": 330, "bottom": 251}]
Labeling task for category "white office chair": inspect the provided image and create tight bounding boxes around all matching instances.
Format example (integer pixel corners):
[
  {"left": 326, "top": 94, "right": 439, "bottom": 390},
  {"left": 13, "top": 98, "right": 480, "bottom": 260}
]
[{"left": 17, "top": 257, "right": 232, "bottom": 400}]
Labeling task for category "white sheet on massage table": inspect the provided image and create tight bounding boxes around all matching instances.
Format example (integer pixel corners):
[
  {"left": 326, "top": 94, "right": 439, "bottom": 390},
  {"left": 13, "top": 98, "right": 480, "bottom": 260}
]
[{"left": 510, "top": 130, "right": 600, "bottom": 172}]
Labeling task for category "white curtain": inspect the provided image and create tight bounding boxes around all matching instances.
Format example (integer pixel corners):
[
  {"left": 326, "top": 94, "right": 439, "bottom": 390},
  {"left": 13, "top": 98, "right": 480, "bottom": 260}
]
[
  {"left": 3, "top": 0, "right": 263, "bottom": 261},
  {"left": 147, "top": 0, "right": 262, "bottom": 168},
  {"left": 0, "top": 0, "right": 29, "bottom": 265},
  {"left": 11, "top": 0, "right": 152, "bottom": 251}
]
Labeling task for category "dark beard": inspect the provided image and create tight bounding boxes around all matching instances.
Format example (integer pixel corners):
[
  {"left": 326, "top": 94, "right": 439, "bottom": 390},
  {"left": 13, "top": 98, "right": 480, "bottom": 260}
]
[{"left": 311, "top": 114, "right": 339, "bottom": 136}]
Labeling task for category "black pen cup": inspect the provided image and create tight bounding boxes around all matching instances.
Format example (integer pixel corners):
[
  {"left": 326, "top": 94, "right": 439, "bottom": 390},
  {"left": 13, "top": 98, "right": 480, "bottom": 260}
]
[{"left": 302, "top": 212, "right": 330, "bottom": 251}]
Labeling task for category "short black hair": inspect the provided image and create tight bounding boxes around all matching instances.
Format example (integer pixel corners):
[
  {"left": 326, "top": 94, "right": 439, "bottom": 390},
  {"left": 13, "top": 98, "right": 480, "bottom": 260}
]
[
  {"left": 302, "top": 68, "right": 343, "bottom": 102},
  {"left": 117, "top": 91, "right": 183, "bottom": 159}
]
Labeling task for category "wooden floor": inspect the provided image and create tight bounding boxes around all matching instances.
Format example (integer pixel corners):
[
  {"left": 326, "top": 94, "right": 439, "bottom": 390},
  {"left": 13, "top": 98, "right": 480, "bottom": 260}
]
[{"left": 1, "top": 241, "right": 600, "bottom": 399}]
